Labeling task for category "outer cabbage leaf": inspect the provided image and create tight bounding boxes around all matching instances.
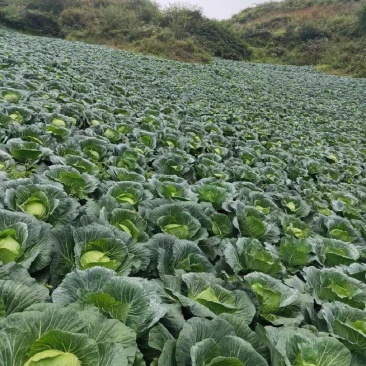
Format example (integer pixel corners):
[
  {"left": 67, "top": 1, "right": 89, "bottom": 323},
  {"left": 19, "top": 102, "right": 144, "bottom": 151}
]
[
  {"left": 304, "top": 267, "right": 366, "bottom": 309},
  {"left": 233, "top": 203, "right": 280, "bottom": 243},
  {"left": 45, "top": 165, "right": 99, "bottom": 199},
  {"left": 146, "top": 234, "right": 215, "bottom": 278},
  {"left": 2, "top": 183, "right": 79, "bottom": 225},
  {"left": 219, "top": 314, "right": 270, "bottom": 361},
  {"left": 279, "top": 237, "right": 314, "bottom": 269},
  {"left": 245, "top": 272, "right": 305, "bottom": 326},
  {"left": 52, "top": 267, "right": 166, "bottom": 334},
  {"left": 224, "top": 238, "right": 284, "bottom": 276},
  {"left": 0, "top": 210, "right": 54, "bottom": 272},
  {"left": 0, "top": 262, "right": 50, "bottom": 316},
  {"left": 260, "top": 326, "right": 351, "bottom": 366},
  {"left": 190, "top": 336, "right": 268, "bottom": 366},
  {"left": 339, "top": 263, "right": 366, "bottom": 283},
  {"left": 314, "top": 238, "right": 359, "bottom": 267},
  {"left": 177, "top": 273, "right": 255, "bottom": 322},
  {"left": 319, "top": 302, "right": 366, "bottom": 352},
  {"left": 73, "top": 224, "right": 137, "bottom": 274},
  {"left": 175, "top": 318, "right": 267, "bottom": 366}
]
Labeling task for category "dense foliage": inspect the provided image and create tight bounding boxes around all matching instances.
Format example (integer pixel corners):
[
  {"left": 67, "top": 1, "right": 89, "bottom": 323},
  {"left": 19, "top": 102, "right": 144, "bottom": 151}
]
[
  {"left": 230, "top": 0, "right": 366, "bottom": 77},
  {"left": 1, "top": 26, "right": 366, "bottom": 365}
]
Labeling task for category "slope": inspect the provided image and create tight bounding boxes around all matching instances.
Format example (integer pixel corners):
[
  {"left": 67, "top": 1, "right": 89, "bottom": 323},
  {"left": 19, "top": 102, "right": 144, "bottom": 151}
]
[
  {"left": 230, "top": 0, "right": 366, "bottom": 77},
  {"left": 0, "top": 0, "right": 251, "bottom": 63}
]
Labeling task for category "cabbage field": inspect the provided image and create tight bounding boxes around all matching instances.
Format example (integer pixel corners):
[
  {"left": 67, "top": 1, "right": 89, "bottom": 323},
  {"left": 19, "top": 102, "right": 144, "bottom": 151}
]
[{"left": 1, "top": 26, "right": 366, "bottom": 365}]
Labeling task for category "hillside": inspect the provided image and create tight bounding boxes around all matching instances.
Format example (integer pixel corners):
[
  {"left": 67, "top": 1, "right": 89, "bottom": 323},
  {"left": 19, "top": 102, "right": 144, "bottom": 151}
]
[
  {"left": 0, "top": 0, "right": 251, "bottom": 63},
  {"left": 230, "top": 0, "right": 366, "bottom": 77},
  {"left": 1, "top": 26, "right": 366, "bottom": 365},
  {"left": 0, "top": 0, "right": 365, "bottom": 76}
]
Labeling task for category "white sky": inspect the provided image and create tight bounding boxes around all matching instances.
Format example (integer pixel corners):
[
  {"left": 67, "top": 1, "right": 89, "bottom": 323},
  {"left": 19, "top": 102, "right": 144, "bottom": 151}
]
[{"left": 155, "top": 0, "right": 281, "bottom": 20}]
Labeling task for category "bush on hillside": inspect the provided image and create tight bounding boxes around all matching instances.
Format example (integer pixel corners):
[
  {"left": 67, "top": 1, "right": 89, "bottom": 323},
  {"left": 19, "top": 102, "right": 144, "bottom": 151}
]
[
  {"left": 297, "top": 25, "right": 329, "bottom": 41},
  {"left": 360, "top": 1, "right": 366, "bottom": 33},
  {"left": 0, "top": 3, "right": 61, "bottom": 35},
  {"left": 132, "top": 34, "right": 212, "bottom": 63},
  {"left": 0, "top": 4, "right": 25, "bottom": 28},
  {"left": 161, "top": 5, "right": 251, "bottom": 60},
  {"left": 24, "top": 0, "right": 70, "bottom": 14},
  {"left": 193, "top": 20, "right": 252, "bottom": 60},
  {"left": 22, "top": 9, "right": 60, "bottom": 35}
]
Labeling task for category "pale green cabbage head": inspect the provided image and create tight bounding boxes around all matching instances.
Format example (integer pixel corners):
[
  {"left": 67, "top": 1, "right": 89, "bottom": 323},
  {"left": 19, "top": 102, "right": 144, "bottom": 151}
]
[
  {"left": 24, "top": 349, "right": 81, "bottom": 366},
  {"left": 51, "top": 118, "right": 66, "bottom": 127},
  {"left": 3, "top": 92, "right": 20, "bottom": 103},
  {"left": 23, "top": 200, "right": 47, "bottom": 219},
  {"left": 80, "top": 250, "right": 120, "bottom": 270},
  {"left": 0, "top": 235, "right": 21, "bottom": 256}
]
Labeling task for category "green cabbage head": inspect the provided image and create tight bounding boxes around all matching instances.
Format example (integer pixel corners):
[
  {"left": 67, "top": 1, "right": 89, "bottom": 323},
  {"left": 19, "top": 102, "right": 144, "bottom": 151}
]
[
  {"left": 24, "top": 350, "right": 81, "bottom": 366},
  {"left": 80, "top": 250, "right": 120, "bottom": 270}
]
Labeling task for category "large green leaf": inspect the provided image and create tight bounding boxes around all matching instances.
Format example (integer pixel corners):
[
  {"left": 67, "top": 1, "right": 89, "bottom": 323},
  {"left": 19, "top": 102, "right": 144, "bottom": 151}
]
[
  {"left": 53, "top": 268, "right": 166, "bottom": 334},
  {"left": 261, "top": 326, "right": 351, "bottom": 366},
  {"left": 224, "top": 238, "right": 283, "bottom": 276},
  {"left": 304, "top": 267, "right": 366, "bottom": 309},
  {"left": 320, "top": 302, "right": 366, "bottom": 352},
  {"left": 177, "top": 273, "right": 255, "bottom": 322},
  {"left": 245, "top": 272, "right": 305, "bottom": 326}
]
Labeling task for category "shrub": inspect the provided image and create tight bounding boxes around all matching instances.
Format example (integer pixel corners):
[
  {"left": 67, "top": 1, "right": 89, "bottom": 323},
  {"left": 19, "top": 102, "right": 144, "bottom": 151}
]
[
  {"left": 297, "top": 25, "right": 329, "bottom": 41},
  {"left": 360, "top": 1, "right": 366, "bottom": 34},
  {"left": 192, "top": 19, "right": 252, "bottom": 60},
  {"left": 0, "top": 4, "right": 60, "bottom": 35},
  {"left": 0, "top": 4, "right": 25, "bottom": 28},
  {"left": 22, "top": 9, "right": 61, "bottom": 35},
  {"left": 60, "top": 7, "right": 96, "bottom": 34},
  {"left": 132, "top": 35, "right": 212, "bottom": 63}
]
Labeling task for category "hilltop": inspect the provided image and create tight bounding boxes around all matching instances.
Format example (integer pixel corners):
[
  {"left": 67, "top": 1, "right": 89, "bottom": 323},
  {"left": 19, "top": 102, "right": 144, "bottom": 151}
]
[{"left": 230, "top": 0, "right": 366, "bottom": 77}]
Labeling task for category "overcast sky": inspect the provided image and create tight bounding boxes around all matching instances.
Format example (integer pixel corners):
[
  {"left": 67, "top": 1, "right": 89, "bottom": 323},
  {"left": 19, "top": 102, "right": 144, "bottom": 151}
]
[{"left": 155, "top": 0, "right": 280, "bottom": 20}]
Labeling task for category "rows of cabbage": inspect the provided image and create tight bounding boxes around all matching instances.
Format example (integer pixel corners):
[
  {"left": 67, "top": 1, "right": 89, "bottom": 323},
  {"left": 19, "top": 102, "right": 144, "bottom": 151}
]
[{"left": 0, "top": 27, "right": 366, "bottom": 366}]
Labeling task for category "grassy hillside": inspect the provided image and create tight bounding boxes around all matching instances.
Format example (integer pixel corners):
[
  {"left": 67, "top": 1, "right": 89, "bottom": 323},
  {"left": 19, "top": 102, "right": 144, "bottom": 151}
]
[
  {"left": 230, "top": 0, "right": 366, "bottom": 77},
  {"left": 0, "top": 0, "right": 365, "bottom": 76},
  {"left": 0, "top": 0, "right": 251, "bottom": 63}
]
